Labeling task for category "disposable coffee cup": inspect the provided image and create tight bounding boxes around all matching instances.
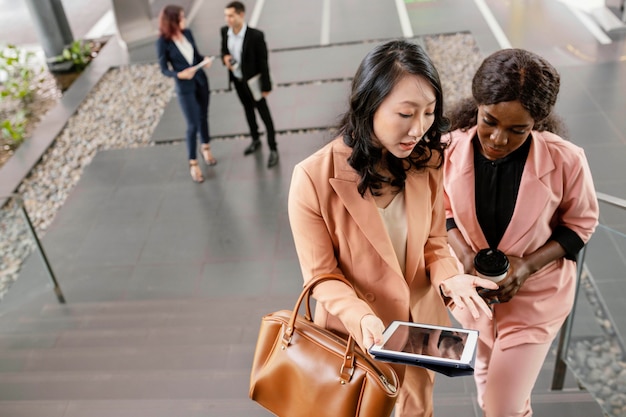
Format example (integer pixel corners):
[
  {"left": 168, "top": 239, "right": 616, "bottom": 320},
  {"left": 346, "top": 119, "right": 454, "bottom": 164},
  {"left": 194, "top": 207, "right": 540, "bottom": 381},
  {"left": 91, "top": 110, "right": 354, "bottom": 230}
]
[{"left": 474, "top": 249, "right": 510, "bottom": 283}]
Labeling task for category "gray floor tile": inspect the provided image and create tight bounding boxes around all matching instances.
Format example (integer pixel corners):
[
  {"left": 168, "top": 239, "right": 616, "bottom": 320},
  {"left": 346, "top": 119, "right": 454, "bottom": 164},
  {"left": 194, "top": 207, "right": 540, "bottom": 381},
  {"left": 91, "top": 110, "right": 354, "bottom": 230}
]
[
  {"left": 138, "top": 221, "right": 213, "bottom": 265},
  {"left": 329, "top": 0, "right": 403, "bottom": 43},
  {"left": 584, "top": 144, "right": 626, "bottom": 188},
  {"left": 61, "top": 266, "right": 134, "bottom": 303},
  {"left": 0, "top": 401, "right": 68, "bottom": 417},
  {"left": 562, "top": 112, "right": 624, "bottom": 148},
  {"left": 70, "top": 222, "right": 152, "bottom": 269},
  {"left": 197, "top": 261, "right": 273, "bottom": 297},
  {"left": 151, "top": 82, "right": 350, "bottom": 142},
  {"left": 271, "top": 42, "right": 378, "bottom": 85},
  {"left": 555, "top": 86, "right": 603, "bottom": 116},
  {"left": 259, "top": 0, "right": 323, "bottom": 49},
  {"left": 125, "top": 263, "right": 203, "bottom": 300}
]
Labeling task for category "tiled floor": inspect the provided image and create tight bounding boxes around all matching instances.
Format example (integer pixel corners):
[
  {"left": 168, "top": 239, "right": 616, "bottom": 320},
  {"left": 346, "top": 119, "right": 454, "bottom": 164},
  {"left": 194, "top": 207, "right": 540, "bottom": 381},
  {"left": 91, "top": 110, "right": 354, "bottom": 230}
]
[{"left": 1, "top": 0, "right": 626, "bottom": 416}]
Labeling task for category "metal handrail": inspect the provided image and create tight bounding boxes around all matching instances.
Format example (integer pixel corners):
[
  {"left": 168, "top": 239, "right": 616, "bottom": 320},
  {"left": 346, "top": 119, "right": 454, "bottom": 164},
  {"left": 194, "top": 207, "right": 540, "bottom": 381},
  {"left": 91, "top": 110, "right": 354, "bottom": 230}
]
[
  {"left": 596, "top": 191, "right": 626, "bottom": 210},
  {"left": 0, "top": 193, "right": 65, "bottom": 304},
  {"left": 551, "top": 191, "right": 625, "bottom": 389}
]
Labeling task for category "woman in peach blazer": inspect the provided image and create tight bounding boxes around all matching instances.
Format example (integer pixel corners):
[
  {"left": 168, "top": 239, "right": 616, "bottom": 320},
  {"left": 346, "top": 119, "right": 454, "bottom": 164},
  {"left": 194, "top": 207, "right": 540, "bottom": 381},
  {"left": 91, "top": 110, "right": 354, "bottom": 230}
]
[
  {"left": 443, "top": 49, "right": 599, "bottom": 416},
  {"left": 289, "top": 40, "right": 497, "bottom": 417}
]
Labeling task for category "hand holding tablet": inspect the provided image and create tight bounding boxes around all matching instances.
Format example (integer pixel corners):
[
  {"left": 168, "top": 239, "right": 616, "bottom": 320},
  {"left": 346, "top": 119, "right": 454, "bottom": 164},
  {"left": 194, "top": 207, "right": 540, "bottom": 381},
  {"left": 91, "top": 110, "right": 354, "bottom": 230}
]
[
  {"left": 369, "top": 321, "right": 479, "bottom": 377},
  {"left": 190, "top": 56, "right": 215, "bottom": 71}
]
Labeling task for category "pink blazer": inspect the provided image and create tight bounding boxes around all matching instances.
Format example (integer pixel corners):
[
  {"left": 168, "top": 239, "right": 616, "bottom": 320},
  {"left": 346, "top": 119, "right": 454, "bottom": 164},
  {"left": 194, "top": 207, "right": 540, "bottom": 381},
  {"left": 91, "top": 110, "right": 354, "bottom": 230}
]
[
  {"left": 288, "top": 137, "right": 459, "bottom": 350},
  {"left": 443, "top": 127, "right": 599, "bottom": 349}
]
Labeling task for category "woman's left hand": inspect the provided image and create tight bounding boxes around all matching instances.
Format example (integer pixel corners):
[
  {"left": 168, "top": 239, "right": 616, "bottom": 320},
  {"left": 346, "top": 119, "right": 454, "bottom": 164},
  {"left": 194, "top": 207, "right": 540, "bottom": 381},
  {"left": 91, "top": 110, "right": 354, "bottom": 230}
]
[{"left": 492, "top": 256, "right": 531, "bottom": 303}]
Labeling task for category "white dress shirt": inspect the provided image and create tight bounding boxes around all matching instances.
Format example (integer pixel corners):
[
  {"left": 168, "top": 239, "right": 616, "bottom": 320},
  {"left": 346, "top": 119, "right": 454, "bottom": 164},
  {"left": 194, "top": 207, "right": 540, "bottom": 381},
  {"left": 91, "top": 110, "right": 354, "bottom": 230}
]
[{"left": 227, "top": 23, "right": 247, "bottom": 80}]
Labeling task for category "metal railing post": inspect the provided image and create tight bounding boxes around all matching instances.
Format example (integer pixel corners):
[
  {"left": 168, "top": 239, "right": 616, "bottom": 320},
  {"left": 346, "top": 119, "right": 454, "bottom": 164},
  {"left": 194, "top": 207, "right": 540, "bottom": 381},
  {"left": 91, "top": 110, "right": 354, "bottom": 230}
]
[
  {"left": 551, "top": 191, "right": 626, "bottom": 390},
  {"left": 551, "top": 246, "right": 587, "bottom": 390},
  {"left": 14, "top": 195, "right": 66, "bottom": 304}
]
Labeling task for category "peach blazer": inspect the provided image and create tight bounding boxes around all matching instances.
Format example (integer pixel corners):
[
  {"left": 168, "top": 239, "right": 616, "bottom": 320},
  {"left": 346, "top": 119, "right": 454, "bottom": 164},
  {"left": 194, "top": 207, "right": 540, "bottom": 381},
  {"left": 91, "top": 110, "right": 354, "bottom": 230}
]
[
  {"left": 288, "top": 137, "right": 459, "bottom": 350},
  {"left": 443, "top": 127, "right": 599, "bottom": 349}
]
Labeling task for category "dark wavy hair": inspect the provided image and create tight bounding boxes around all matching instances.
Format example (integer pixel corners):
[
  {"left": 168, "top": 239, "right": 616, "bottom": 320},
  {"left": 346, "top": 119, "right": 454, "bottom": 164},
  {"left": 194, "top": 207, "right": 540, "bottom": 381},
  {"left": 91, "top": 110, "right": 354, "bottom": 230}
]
[
  {"left": 447, "top": 48, "right": 568, "bottom": 137},
  {"left": 158, "top": 5, "right": 184, "bottom": 40},
  {"left": 338, "top": 40, "right": 450, "bottom": 197}
]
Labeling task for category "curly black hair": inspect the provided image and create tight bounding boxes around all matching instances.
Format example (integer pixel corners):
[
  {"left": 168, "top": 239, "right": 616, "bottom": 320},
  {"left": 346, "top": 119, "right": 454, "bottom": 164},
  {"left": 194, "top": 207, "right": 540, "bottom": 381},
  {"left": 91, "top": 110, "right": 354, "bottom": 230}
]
[{"left": 447, "top": 48, "right": 568, "bottom": 138}]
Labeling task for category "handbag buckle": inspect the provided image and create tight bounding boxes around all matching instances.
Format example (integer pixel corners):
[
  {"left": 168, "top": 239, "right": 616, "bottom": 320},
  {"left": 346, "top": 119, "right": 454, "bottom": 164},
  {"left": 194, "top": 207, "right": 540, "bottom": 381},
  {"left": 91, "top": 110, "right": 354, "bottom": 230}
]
[
  {"left": 339, "top": 354, "right": 355, "bottom": 384},
  {"left": 281, "top": 326, "right": 293, "bottom": 349}
]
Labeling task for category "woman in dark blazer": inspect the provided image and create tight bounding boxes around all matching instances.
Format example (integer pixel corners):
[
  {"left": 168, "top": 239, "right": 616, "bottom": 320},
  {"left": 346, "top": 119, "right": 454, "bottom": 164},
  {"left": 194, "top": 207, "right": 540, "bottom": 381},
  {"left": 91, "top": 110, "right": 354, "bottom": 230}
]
[{"left": 157, "top": 5, "right": 216, "bottom": 183}]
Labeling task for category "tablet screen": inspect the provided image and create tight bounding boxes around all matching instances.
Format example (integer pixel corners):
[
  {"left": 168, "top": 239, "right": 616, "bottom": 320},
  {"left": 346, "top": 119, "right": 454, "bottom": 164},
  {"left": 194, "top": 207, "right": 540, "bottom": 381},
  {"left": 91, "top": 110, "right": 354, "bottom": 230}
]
[
  {"left": 371, "top": 321, "right": 478, "bottom": 366},
  {"left": 381, "top": 325, "right": 468, "bottom": 360}
]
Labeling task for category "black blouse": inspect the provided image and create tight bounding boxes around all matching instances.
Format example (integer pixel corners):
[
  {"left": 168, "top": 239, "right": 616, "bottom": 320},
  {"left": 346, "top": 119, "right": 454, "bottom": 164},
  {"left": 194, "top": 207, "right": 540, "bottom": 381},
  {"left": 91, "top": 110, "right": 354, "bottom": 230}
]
[
  {"left": 446, "top": 135, "right": 584, "bottom": 260},
  {"left": 474, "top": 136, "right": 529, "bottom": 249}
]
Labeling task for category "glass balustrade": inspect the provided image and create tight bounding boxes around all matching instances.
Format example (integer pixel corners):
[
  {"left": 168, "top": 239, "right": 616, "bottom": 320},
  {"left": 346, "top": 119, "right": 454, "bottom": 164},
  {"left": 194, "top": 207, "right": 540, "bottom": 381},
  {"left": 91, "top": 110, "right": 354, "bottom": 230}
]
[
  {"left": 553, "top": 194, "right": 626, "bottom": 417},
  {"left": 565, "top": 224, "right": 625, "bottom": 417}
]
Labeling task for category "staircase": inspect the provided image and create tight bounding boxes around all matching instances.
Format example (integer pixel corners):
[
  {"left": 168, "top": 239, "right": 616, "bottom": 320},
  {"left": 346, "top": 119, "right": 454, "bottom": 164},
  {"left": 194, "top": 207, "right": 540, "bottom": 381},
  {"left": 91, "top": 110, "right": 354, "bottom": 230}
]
[{"left": 0, "top": 296, "right": 296, "bottom": 416}]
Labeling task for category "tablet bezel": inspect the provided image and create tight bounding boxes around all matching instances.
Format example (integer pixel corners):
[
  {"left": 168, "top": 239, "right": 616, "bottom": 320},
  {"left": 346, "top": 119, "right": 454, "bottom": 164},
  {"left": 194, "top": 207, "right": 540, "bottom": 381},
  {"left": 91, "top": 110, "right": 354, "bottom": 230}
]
[{"left": 369, "top": 321, "right": 478, "bottom": 369}]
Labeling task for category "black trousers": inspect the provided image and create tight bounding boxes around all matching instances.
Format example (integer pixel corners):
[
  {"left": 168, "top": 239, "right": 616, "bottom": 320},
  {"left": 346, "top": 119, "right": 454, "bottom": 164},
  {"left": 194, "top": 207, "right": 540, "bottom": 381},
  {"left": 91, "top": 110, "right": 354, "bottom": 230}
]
[{"left": 232, "top": 77, "right": 276, "bottom": 150}]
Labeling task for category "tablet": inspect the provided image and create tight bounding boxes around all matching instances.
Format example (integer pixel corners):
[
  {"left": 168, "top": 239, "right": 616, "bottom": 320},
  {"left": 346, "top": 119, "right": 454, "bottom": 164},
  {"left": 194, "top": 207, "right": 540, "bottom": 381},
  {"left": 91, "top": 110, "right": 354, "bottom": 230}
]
[
  {"left": 190, "top": 56, "right": 215, "bottom": 71},
  {"left": 369, "top": 321, "right": 478, "bottom": 377}
]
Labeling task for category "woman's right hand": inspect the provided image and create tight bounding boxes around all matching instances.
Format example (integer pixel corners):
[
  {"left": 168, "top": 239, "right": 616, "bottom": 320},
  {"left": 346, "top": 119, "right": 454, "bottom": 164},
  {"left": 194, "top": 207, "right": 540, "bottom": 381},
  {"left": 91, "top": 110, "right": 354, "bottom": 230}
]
[
  {"left": 440, "top": 274, "right": 499, "bottom": 320},
  {"left": 361, "top": 314, "right": 385, "bottom": 354}
]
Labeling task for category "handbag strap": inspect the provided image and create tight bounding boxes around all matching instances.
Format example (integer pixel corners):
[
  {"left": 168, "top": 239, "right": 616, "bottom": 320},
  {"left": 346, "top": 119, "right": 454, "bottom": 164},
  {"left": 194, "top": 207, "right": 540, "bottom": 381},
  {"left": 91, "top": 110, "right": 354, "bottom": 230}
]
[
  {"left": 282, "top": 273, "right": 399, "bottom": 391},
  {"left": 283, "top": 273, "right": 350, "bottom": 341},
  {"left": 303, "top": 273, "right": 349, "bottom": 321},
  {"left": 282, "top": 273, "right": 357, "bottom": 384}
]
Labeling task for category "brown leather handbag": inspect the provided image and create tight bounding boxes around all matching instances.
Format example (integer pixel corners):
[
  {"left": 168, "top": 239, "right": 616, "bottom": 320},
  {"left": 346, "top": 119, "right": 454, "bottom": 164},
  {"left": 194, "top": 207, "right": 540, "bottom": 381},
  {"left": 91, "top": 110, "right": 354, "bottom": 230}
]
[{"left": 249, "top": 273, "right": 399, "bottom": 417}]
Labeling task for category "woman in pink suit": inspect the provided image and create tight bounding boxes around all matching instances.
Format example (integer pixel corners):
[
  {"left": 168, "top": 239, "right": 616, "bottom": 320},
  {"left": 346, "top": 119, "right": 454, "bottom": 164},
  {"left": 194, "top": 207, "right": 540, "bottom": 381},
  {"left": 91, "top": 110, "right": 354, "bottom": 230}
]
[
  {"left": 443, "top": 49, "right": 599, "bottom": 416},
  {"left": 288, "top": 40, "right": 498, "bottom": 417}
]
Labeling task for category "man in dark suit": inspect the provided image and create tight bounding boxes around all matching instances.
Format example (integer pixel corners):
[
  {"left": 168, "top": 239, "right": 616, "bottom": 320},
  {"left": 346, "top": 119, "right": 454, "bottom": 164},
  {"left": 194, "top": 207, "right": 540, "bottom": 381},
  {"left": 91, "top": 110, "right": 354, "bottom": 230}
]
[{"left": 221, "top": 1, "right": 278, "bottom": 168}]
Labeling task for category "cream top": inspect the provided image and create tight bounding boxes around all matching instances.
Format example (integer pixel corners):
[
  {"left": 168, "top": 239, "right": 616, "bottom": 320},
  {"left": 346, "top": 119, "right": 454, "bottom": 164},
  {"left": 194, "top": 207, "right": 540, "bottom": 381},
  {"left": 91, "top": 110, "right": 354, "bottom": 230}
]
[{"left": 377, "top": 191, "right": 407, "bottom": 275}]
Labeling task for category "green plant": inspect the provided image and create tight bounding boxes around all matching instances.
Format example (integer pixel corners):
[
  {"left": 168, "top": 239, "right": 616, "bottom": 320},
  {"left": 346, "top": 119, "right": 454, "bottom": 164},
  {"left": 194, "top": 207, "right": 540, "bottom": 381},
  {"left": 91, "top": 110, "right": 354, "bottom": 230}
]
[
  {"left": 0, "top": 44, "right": 41, "bottom": 104},
  {"left": 1, "top": 110, "right": 27, "bottom": 144},
  {"left": 60, "top": 40, "right": 92, "bottom": 71}
]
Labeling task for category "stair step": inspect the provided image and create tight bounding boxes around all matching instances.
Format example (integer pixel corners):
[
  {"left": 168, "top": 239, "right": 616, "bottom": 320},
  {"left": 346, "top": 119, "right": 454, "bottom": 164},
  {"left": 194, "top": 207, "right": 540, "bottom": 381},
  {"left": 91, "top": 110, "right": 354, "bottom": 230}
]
[
  {"left": 0, "top": 296, "right": 305, "bottom": 340},
  {"left": 37, "top": 296, "right": 298, "bottom": 318},
  {"left": 0, "top": 298, "right": 301, "bottom": 334},
  {"left": 0, "top": 399, "right": 273, "bottom": 417},
  {"left": 0, "top": 309, "right": 270, "bottom": 333},
  {"left": 0, "top": 323, "right": 262, "bottom": 349},
  {"left": 0, "top": 333, "right": 59, "bottom": 350},
  {"left": 0, "top": 369, "right": 252, "bottom": 401},
  {"left": 0, "top": 343, "right": 255, "bottom": 373}
]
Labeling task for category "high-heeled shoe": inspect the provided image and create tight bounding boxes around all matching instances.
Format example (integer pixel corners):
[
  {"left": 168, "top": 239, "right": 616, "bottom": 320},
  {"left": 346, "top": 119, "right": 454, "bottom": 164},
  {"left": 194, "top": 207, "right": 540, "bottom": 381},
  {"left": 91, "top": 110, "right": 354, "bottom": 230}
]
[
  {"left": 189, "top": 160, "right": 204, "bottom": 183},
  {"left": 201, "top": 144, "right": 217, "bottom": 166}
]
